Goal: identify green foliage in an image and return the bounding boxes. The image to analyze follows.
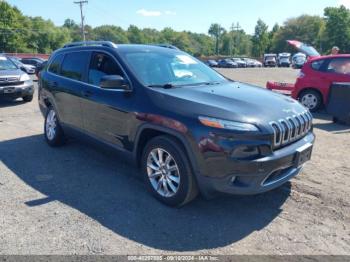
[251,19,270,58]
[208,23,225,55]
[270,15,325,54]
[324,5,350,53]
[1,0,350,56]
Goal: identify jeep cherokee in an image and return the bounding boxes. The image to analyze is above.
[38,41,315,207]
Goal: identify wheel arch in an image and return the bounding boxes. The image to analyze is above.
[133,124,200,178]
[297,87,324,105]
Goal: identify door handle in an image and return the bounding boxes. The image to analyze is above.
[82,90,93,97]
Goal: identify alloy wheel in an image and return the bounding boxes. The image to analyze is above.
[146,148,180,198]
[46,110,57,141]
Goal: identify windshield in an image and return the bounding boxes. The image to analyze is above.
[0,57,17,70]
[9,58,22,67]
[122,51,226,87]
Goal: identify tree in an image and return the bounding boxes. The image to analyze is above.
[208,23,225,55]
[270,15,325,54]
[0,1,25,52]
[324,5,350,53]
[92,25,129,43]
[251,19,269,58]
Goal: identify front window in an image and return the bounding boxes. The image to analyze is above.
[0,57,17,70]
[327,58,350,75]
[122,51,226,87]
[88,52,124,86]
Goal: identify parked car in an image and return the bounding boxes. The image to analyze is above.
[205,59,219,67]
[0,55,34,102]
[267,40,350,112]
[277,53,291,67]
[21,57,45,68]
[293,55,350,111]
[292,53,307,69]
[251,59,263,67]
[231,58,247,68]
[264,54,277,67]
[241,58,254,67]
[39,41,315,207]
[218,59,238,68]
[8,57,36,74]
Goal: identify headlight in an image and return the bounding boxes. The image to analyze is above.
[199,116,259,132]
[20,74,31,81]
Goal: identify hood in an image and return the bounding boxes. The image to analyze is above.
[287,40,320,57]
[149,81,307,129]
[0,69,26,78]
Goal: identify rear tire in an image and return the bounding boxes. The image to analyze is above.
[299,90,322,112]
[23,95,33,102]
[44,107,65,147]
[141,135,198,207]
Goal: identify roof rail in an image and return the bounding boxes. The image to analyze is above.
[63,41,117,49]
[152,44,179,50]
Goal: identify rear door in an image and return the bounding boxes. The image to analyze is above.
[52,51,90,130]
[81,51,134,149]
[314,58,350,102]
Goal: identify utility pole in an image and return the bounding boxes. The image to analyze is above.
[74,1,88,41]
[230,22,242,56]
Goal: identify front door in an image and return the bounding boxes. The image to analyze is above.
[81,51,134,149]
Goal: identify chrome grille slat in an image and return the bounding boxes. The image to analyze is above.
[270,111,313,149]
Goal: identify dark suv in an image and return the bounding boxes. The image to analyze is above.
[39,41,315,207]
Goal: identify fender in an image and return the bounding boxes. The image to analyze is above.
[133,123,199,172]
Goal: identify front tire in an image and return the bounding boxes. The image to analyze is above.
[141,136,198,207]
[299,90,322,112]
[44,107,65,147]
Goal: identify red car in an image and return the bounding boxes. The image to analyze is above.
[267,41,350,112]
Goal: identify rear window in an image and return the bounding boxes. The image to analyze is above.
[311,60,324,71]
[61,52,90,81]
[48,54,64,75]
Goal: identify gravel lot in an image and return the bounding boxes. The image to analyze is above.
[0,68,349,255]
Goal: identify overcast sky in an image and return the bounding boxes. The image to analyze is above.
[7,0,350,34]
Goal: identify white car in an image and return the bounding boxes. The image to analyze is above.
[9,57,36,74]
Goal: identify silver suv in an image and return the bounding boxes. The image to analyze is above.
[0,55,34,102]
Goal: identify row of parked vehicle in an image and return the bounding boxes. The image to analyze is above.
[206,53,308,69]
[205,58,263,68]
[263,53,307,69]
[7,56,47,75]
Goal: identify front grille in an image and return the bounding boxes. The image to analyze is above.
[0,77,19,83]
[270,111,313,149]
[0,81,24,87]
[0,77,22,87]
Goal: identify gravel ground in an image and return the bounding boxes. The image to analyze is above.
[0,69,349,255]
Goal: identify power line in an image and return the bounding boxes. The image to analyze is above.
[74,0,88,41]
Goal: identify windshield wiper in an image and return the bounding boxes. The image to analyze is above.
[147,83,176,89]
[181,81,221,87]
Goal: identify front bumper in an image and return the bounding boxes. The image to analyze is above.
[197,132,315,197]
[0,82,34,99]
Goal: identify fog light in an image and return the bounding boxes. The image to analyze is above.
[231,146,260,160]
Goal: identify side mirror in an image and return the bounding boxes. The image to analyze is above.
[100,75,131,91]
[20,66,27,72]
